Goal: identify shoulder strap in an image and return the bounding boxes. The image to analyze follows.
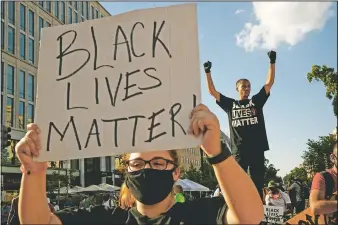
[321,171,334,199]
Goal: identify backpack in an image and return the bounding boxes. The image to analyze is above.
[294,181,306,199]
[321,171,335,200]
[302,185,310,199]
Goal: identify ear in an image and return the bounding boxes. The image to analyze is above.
[173,167,180,181]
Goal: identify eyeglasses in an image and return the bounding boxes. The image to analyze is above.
[126,157,176,171]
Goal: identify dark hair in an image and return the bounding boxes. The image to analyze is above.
[236,78,250,88]
[174,185,183,193]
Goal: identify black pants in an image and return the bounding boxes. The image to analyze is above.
[234,150,265,200]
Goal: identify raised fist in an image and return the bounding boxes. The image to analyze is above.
[203,61,212,73]
[267,51,276,64]
[15,123,48,173]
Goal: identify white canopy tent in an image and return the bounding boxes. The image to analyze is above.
[183,179,210,192]
[76,184,120,193]
[80,185,104,192]
[175,179,210,192]
[98,183,120,192]
[53,186,85,194]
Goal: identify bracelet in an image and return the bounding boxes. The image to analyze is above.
[206,148,232,165]
[20,163,48,175]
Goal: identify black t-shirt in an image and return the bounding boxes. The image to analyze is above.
[216,86,270,153]
[55,197,227,225]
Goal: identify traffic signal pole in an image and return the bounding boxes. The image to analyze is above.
[1,125,12,149]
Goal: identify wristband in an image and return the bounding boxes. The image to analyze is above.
[205,68,210,73]
[206,148,232,165]
[20,163,48,175]
[270,60,276,64]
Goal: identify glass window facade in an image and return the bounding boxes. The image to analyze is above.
[20,4,26,31]
[6,97,14,127]
[20,33,26,59]
[28,38,34,63]
[28,104,34,124]
[8,2,15,25]
[6,65,14,95]
[39,17,44,40]
[19,101,25,129]
[19,70,25,98]
[29,10,34,36]
[28,74,34,101]
[68,7,72,24]
[8,26,15,54]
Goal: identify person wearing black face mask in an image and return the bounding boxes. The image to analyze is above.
[15,104,264,225]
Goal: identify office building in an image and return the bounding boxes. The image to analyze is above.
[1,1,114,190]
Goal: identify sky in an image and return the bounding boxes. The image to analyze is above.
[100,2,337,177]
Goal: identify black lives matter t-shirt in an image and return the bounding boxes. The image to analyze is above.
[216,86,270,154]
[55,197,227,225]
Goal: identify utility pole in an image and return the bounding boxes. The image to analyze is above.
[57,161,61,206]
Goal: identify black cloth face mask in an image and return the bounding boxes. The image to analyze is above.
[125,168,176,205]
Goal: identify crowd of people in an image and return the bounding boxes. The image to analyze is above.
[1,49,336,224]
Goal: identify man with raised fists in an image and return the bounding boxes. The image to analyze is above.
[204,51,276,199]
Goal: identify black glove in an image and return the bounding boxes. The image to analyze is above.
[267,51,276,64]
[203,61,212,73]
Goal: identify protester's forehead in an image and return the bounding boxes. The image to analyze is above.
[239,80,251,86]
[129,150,172,160]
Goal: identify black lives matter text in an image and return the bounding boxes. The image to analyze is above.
[46,95,196,151]
[45,20,197,152]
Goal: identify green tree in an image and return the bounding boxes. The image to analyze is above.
[264,158,281,185]
[283,167,310,186]
[302,135,336,177]
[182,158,217,190]
[307,65,337,117]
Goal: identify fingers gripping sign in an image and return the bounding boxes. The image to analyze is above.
[16,123,48,174]
[188,104,221,157]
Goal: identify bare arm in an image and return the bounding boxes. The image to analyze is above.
[206,72,220,102]
[212,157,263,224]
[19,172,60,224]
[264,64,275,94]
[310,189,338,215]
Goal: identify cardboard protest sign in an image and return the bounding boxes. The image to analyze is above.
[285,208,326,225]
[285,193,337,225]
[263,205,284,224]
[35,4,201,161]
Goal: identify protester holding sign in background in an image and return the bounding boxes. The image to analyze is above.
[310,143,337,215]
[204,51,276,199]
[265,181,292,215]
[16,104,263,224]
